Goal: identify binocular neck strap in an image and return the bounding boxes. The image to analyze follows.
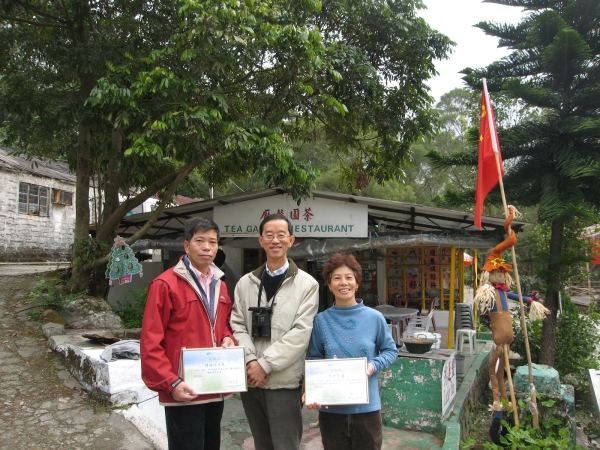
[258,269,288,308]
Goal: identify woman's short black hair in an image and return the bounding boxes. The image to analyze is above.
[259,213,294,236]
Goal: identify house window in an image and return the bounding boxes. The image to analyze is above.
[51,189,73,205]
[18,183,49,216]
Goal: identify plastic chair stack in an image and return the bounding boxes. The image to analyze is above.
[454,303,476,355]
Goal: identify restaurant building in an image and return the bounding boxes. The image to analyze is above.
[115,187,525,324]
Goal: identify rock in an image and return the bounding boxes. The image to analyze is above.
[42,322,65,337]
[514,363,561,396]
[43,308,65,324]
[62,295,124,329]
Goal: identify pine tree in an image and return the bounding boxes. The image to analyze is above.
[428,0,600,365]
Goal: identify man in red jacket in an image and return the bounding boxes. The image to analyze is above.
[141,217,236,450]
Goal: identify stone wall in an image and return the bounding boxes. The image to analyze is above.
[0,170,75,261]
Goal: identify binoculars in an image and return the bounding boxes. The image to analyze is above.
[249,306,272,338]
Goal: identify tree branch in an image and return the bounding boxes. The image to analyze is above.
[90,156,203,270]
[0,14,66,28]
[96,164,184,241]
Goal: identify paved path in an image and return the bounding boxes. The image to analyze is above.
[0,266,444,449]
[0,271,154,449]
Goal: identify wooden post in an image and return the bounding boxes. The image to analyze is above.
[448,247,456,349]
[483,78,538,428]
[503,344,520,428]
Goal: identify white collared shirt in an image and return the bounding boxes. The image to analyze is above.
[265,260,289,277]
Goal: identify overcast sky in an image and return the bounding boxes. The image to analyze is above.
[419,0,526,103]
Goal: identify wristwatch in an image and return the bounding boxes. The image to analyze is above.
[170,378,183,389]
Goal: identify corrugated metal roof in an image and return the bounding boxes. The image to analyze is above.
[116,187,528,243]
[0,147,76,184]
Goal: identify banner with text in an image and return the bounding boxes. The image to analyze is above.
[213,195,368,238]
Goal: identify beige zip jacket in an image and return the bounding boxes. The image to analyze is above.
[231,259,319,389]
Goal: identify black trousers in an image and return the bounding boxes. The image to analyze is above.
[318,410,383,450]
[240,386,303,450]
[164,400,224,450]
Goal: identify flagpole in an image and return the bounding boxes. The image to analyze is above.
[483,78,539,429]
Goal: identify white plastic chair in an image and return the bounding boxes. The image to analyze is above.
[403,310,434,338]
[454,303,476,355]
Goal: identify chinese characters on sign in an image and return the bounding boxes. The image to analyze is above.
[260,207,314,222]
[441,353,457,415]
[386,246,461,305]
[213,195,368,237]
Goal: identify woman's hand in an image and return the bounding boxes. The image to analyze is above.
[302,393,326,410]
[367,362,376,377]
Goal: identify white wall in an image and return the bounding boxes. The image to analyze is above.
[0,170,75,262]
[106,261,164,308]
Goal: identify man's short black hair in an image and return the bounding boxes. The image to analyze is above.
[259,214,293,236]
[184,216,220,241]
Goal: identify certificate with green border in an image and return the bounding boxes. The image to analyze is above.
[181,346,247,394]
[305,357,369,405]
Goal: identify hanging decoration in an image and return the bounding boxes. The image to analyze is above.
[105,236,143,285]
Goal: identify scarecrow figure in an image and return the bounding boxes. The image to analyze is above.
[473,206,549,444]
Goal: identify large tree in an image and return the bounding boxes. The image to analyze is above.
[0,0,451,294]
[428,0,600,365]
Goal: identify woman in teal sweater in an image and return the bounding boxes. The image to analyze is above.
[305,253,397,450]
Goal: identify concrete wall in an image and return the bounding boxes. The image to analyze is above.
[0,170,75,262]
[106,262,163,308]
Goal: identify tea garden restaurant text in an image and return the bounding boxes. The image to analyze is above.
[116,188,527,346]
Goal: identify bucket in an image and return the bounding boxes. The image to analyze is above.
[455,354,466,374]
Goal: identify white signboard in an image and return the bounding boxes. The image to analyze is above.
[213,195,368,238]
[441,352,457,416]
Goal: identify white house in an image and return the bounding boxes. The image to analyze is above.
[0,147,76,262]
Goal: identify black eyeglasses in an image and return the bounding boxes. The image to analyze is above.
[262,233,290,241]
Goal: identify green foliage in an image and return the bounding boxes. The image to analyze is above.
[512,301,600,391]
[519,218,597,289]
[112,288,148,329]
[474,396,581,449]
[426,0,600,367]
[29,280,86,312]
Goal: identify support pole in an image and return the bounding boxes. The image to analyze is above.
[448,247,456,349]
[483,78,538,428]
[503,344,520,428]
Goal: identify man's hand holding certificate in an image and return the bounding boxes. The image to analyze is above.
[304,357,369,406]
[181,347,247,394]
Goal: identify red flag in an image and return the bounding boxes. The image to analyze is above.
[592,239,600,265]
[474,81,504,229]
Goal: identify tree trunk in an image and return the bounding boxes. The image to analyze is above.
[67,119,93,294]
[90,128,124,298]
[539,215,565,366]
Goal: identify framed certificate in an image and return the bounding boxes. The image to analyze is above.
[304,357,369,405]
[180,346,247,394]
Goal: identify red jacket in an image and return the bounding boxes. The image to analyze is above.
[141,259,236,405]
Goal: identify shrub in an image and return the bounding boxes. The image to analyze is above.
[29,279,86,312]
[112,288,148,328]
[512,293,600,392]
[480,398,581,450]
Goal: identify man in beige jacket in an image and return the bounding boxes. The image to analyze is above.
[231,214,319,450]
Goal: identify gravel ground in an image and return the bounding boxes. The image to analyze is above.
[0,271,154,450]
